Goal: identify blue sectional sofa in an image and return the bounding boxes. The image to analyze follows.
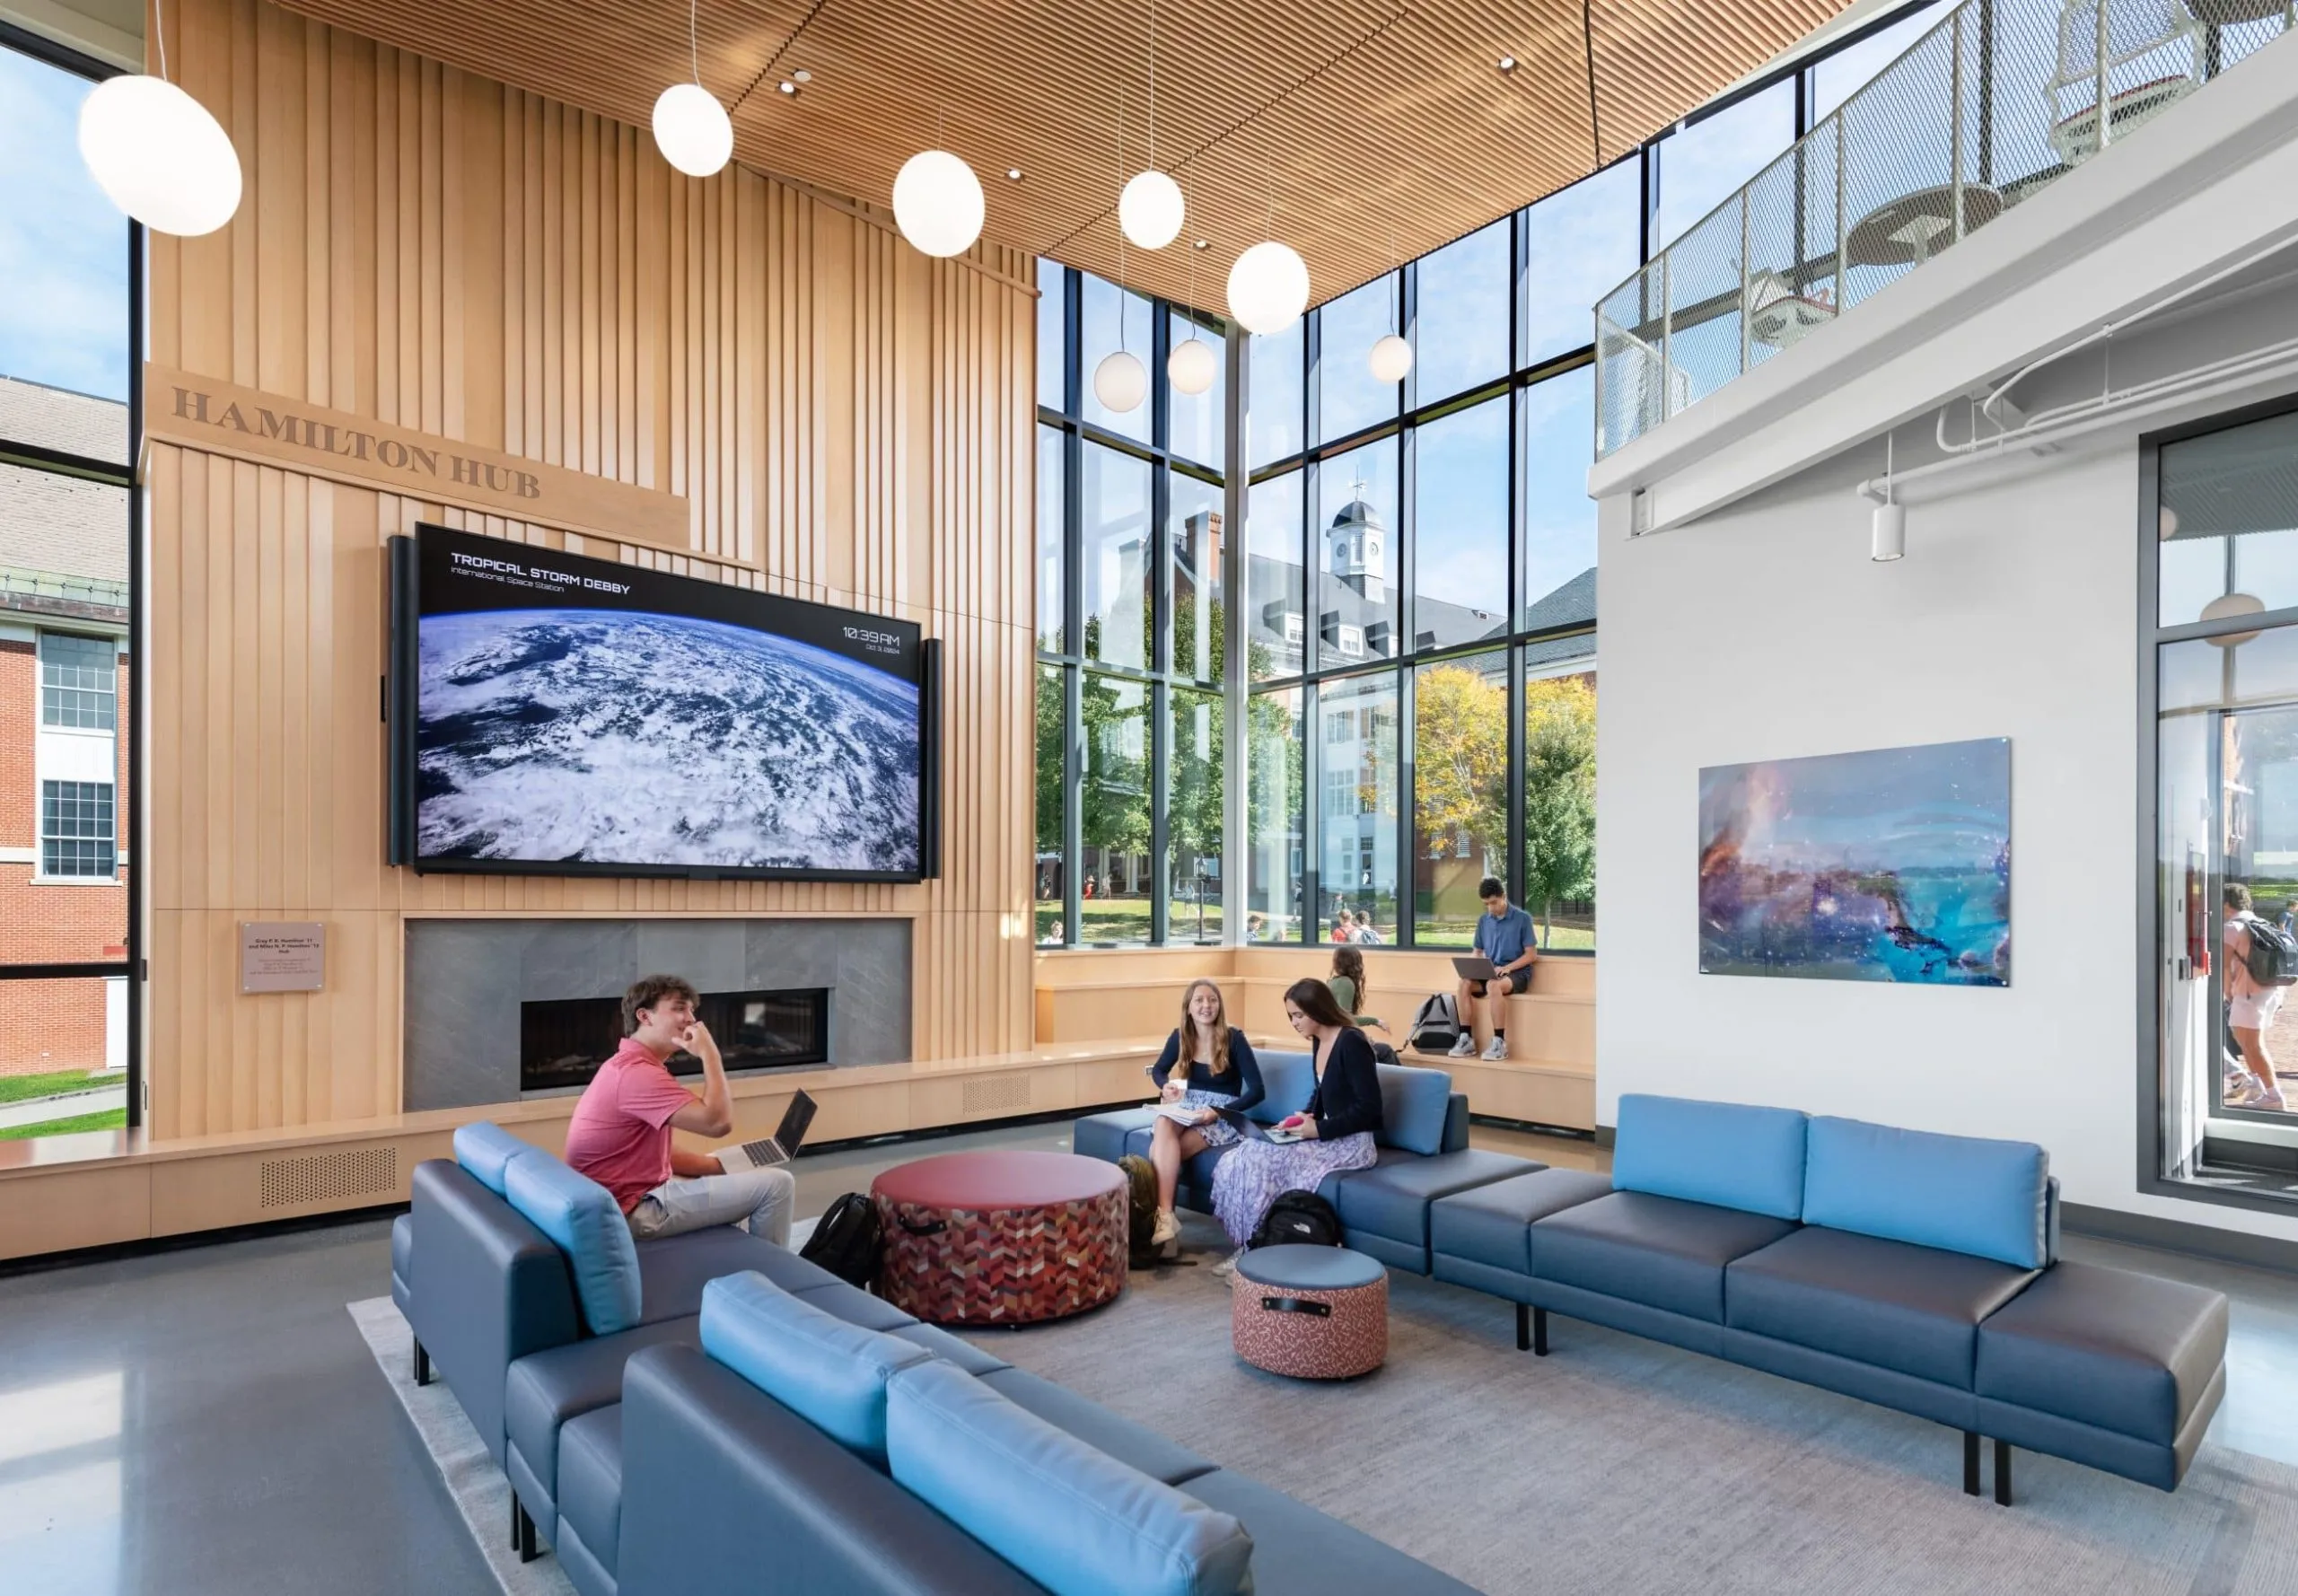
[396,1122,1477,1594]
[1425,1094,2231,1500]
[1072,1053,1534,1269]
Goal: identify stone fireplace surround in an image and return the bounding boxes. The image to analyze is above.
[401,917,911,1112]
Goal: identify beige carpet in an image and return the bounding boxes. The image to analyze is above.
[946,1215,2298,1596]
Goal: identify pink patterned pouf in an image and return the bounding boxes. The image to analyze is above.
[872,1151,1128,1326]
[1232,1245,1389,1379]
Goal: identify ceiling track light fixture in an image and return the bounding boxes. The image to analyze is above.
[892,103,985,258]
[1227,142,1308,337]
[652,0,733,177]
[1118,0,1184,250]
[1167,161,1216,395]
[77,0,243,236]
[1095,86,1149,414]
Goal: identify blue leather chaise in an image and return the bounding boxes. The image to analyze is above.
[398,1121,1478,1594]
[1425,1094,2230,1501]
[1072,1053,1534,1269]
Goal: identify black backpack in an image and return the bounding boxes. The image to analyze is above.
[800,1192,883,1287]
[1408,992,1460,1055]
[2243,917,2298,987]
[1249,1188,1343,1250]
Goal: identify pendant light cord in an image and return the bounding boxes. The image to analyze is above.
[1146,0,1156,170]
[689,0,699,86]
[154,0,170,82]
[1116,83,1127,352]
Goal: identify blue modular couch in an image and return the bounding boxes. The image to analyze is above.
[1072,1053,1536,1270]
[1425,1095,2230,1500]
[397,1123,1478,1595]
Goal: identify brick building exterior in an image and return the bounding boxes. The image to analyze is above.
[0,376,130,1076]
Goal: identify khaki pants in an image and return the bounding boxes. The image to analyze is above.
[627,1164,795,1246]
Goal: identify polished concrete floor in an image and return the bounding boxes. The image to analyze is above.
[1,1119,2293,1596]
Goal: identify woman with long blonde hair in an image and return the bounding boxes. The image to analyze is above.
[1145,978,1265,1250]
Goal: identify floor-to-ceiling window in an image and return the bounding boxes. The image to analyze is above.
[1037,0,1957,953]
[0,27,141,1138]
[2148,398,2298,1215]
[1035,261,1229,947]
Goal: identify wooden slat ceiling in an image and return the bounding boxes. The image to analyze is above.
[270,0,1847,311]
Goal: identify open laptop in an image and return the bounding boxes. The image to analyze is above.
[715,1090,818,1172]
[1451,955,1496,981]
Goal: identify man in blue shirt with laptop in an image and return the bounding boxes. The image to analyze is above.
[1452,877,1538,1061]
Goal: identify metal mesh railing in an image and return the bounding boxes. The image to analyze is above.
[1593,0,2293,457]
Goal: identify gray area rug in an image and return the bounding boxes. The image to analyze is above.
[347,1298,576,1596]
[350,1214,2298,1596]
[951,1215,2298,1596]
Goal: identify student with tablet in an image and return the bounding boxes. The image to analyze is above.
[1451,877,1539,1061]
[1145,979,1265,1250]
[1206,979,1382,1276]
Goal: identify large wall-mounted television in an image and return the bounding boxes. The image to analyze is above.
[387,523,939,882]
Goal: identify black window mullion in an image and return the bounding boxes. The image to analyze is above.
[1150,678,1171,946]
[1301,677,1321,945]
[1398,662,1417,950]
[1507,645,1528,919]
[1064,662,1083,946]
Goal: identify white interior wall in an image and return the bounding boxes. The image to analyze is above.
[1595,276,2298,1244]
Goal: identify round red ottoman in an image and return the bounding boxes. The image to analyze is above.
[1232,1246,1388,1379]
[872,1151,1128,1326]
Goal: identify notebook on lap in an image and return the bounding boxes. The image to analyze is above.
[715,1090,818,1172]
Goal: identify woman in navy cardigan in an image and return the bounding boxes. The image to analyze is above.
[1207,978,1381,1276]
[1146,979,1264,1250]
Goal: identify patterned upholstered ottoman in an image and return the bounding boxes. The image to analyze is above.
[1232,1246,1389,1380]
[873,1151,1128,1326]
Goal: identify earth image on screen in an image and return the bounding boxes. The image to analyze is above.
[416,607,921,873]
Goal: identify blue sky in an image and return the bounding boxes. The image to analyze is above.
[0,46,130,403]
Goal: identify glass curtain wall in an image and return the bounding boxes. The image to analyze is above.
[1036,261,1229,946]
[0,31,142,1137]
[1246,192,1610,952]
[1038,0,1959,952]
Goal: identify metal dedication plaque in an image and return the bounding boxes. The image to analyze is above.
[240,921,326,993]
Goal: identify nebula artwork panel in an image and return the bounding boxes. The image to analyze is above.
[1697,738,2010,986]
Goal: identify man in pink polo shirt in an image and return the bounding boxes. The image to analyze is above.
[562,974,794,1244]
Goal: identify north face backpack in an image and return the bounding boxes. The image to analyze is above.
[1408,992,1461,1055]
[800,1192,883,1287]
[2243,917,2298,987]
[1249,1188,1343,1250]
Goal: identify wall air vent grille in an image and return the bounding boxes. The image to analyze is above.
[259,1146,398,1208]
[961,1074,1032,1115]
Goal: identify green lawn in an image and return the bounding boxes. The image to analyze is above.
[0,1107,127,1141]
[1038,900,1593,951]
[0,1068,114,1105]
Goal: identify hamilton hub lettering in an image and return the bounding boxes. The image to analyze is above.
[169,385,541,499]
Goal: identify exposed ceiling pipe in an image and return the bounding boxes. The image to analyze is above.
[1856,339,2298,505]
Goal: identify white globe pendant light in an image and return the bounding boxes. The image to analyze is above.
[1227,240,1309,337]
[1094,349,1148,414]
[1369,332,1413,384]
[653,83,732,178]
[1119,169,1184,250]
[893,148,986,258]
[78,73,241,237]
[1168,335,1216,395]
[652,0,733,178]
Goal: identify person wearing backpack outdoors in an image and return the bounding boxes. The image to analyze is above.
[1145,979,1266,1251]
[2223,884,2292,1110]
[1206,979,1383,1278]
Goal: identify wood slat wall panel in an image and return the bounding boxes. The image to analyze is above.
[148,0,1037,1139]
